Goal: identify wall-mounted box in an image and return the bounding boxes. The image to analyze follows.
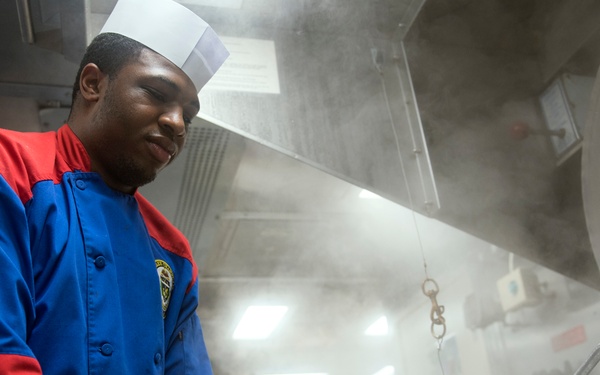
[496,268,542,312]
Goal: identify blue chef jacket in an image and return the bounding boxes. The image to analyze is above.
[0,125,213,374]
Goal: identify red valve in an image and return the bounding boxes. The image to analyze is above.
[509,121,530,140]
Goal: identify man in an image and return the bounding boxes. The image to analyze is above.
[0,0,228,373]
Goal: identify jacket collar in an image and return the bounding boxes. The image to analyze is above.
[57,124,92,173]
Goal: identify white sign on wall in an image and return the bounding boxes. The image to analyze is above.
[204,36,281,94]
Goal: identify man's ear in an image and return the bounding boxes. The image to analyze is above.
[79,63,106,102]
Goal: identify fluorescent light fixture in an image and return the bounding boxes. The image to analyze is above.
[373,366,394,375]
[365,316,389,336]
[233,306,288,340]
[359,189,382,199]
[265,373,328,375]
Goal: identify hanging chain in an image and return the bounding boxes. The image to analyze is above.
[423,277,448,374]
[421,278,446,342]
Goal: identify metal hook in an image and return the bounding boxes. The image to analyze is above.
[422,278,447,341]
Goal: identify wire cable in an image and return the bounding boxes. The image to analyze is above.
[376,44,447,375]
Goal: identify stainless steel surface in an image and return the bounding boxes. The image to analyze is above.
[406,0,600,288]
[0,1,79,86]
[574,344,600,375]
[15,0,35,44]
[0,82,72,107]
[582,66,600,273]
[538,1,600,83]
[197,32,435,218]
[378,41,440,213]
[59,0,92,63]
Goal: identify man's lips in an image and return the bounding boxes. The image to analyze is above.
[147,135,177,164]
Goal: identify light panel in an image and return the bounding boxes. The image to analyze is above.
[365,316,389,336]
[373,366,395,375]
[233,305,288,340]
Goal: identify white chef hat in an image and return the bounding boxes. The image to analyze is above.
[100,0,229,92]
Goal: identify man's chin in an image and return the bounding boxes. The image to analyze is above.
[116,169,158,190]
[133,173,157,188]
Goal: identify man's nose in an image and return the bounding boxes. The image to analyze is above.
[159,107,186,137]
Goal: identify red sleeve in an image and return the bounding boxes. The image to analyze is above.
[0,354,42,374]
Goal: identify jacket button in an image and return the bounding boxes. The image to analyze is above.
[94,256,106,269]
[154,352,162,364]
[75,180,86,190]
[100,343,113,356]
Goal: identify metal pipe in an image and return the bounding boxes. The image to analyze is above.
[574,344,600,375]
[15,0,35,44]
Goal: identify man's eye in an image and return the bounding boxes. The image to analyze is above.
[146,88,166,102]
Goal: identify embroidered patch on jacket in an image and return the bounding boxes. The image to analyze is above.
[155,259,174,318]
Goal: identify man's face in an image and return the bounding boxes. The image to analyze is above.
[87,48,199,193]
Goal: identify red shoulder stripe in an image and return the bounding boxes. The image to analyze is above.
[0,130,57,203]
[0,126,90,203]
[135,193,198,293]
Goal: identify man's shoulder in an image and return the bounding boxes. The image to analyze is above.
[0,128,56,163]
[0,128,55,151]
[0,129,57,202]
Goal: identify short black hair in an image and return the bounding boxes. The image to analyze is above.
[71,32,147,105]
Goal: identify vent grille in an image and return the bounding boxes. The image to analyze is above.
[173,125,229,249]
